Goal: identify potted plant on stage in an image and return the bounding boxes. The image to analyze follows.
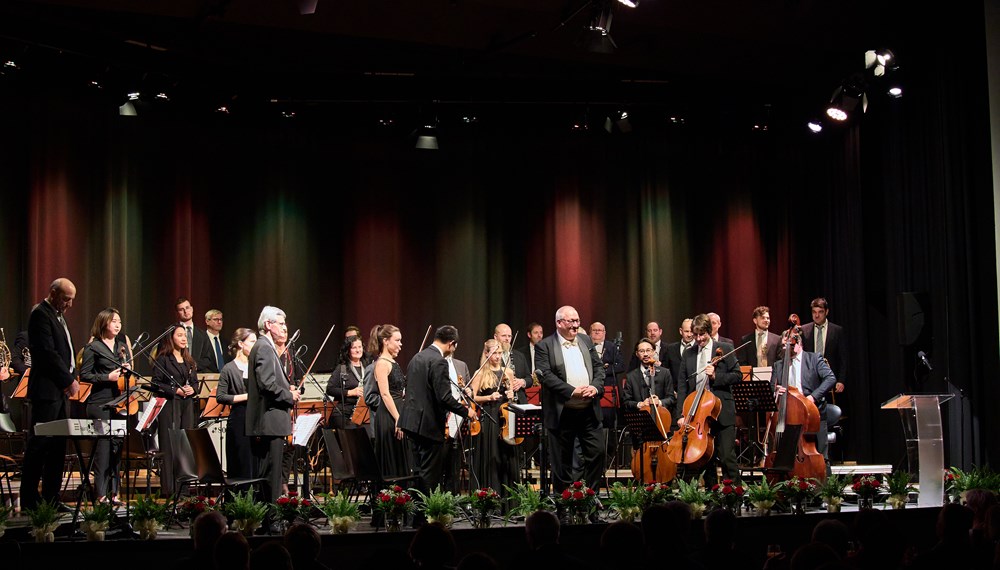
[884,470,917,509]
[674,476,712,519]
[130,494,168,540]
[779,476,818,515]
[272,490,313,531]
[946,466,1000,504]
[319,491,361,534]
[177,495,217,525]
[26,499,61,543]
[413,485,460,528]
[818,474,848,512]
[852,475,882,510]
[555,481,599,525]
[606,481,644,523]
[504,482,551,524]
[641,481,673,511]
[463,487,504,529]
[81,501,115,541]
[0,504,10,538]
[224,490,269,536]
[745,477,779,516]
[710,479,746,516]
[374,485,415,532]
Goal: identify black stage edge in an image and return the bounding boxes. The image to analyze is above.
[0,507,941,570]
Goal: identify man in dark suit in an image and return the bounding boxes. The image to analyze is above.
[399,325,476,502]
[204,309,231,374]
[628,321,670,372]
[664,318,695,420]
[800,297,846,394]
[247,305,301,503]
[770,331,837,458]
[494,323,532,403]
[515,322,544,376]
[737,306,782,368]
[534,306,604,492]
[677,313,741,485]
[20,277,80,509]
[621,338,676,415]
[708,312,735,345]
[176,297,215,374]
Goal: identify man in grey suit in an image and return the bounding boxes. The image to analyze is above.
[398,325,476,501]
[20,278,80,509]
[534,305,604,493]
[247,305,300,503]
[770,330,837,458]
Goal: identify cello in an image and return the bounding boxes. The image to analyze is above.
[665,347,724,469]
[762,316,826,483]
[630,367,677,483]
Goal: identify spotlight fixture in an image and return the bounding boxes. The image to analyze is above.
[119,102,137,117]
[413,118,439,150]
[888,87,903,98]
[617,0,639,7]
[807,121,823,133]
[604,109,631,133]
[865,48,898,77]
[825,107,847,121]
[215,105,230,115]
[154,92,170,101]
[577,1,617,54]
[127,91,141,101]
[281,111,296,119]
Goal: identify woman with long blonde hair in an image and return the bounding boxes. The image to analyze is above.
[469,339,516,492]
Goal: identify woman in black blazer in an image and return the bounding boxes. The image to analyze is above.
[151,324,197,496]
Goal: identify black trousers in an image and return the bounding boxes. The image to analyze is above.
[705,421,739,486]
[86,402,121,498]
[408,431,446,497]
[20,397,69,508]
[547,407,604,492]
[252,435,286,503]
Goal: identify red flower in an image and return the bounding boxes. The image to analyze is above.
[562,490,572,500]
[711,484,720,492]
[798,481,809,491]
[477,490,487,499]
[395,496,407,505]
[586,488,595,496]
[277,497,290,505]
[722,486,732,495]
[573,481,583,489]
[288,491,298,497]
[289,498,299,506]
[197,495,207,502]
[208,499,216,506]
[302,499,311,507]
[736,486,745,496]
[722,479,733,485]
[195,503,205,512]
[573,491,584,500]
[393,485,403,492]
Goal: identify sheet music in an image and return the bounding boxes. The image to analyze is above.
[137,397,167,432]
[292,413,322,447]
[446,412,464,439]
[509,403,541,414]
[751,367,772,382]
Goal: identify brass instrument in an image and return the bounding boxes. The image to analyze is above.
[0,328,11,371]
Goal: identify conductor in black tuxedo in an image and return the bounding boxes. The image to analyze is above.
[622,338,676,413]
[677,313,741,485]
[21,277,80,509]
[399,325,477,501]
[247,305,301,503]
[737,306,782,368]
[534,305,605,492]
[771,331,837,458]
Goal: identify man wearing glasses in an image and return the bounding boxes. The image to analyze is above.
[203,309,229,373]
[534,306,605,496]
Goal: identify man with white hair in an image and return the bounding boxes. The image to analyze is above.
[247,305,301,504]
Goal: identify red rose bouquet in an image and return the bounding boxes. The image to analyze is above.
[556,481,598,524]
[374,485,415,522]
[177,495,217,521]
[272,491,313,523]
[710,479,746,512]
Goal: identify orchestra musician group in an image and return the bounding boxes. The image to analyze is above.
[4,276,848,522]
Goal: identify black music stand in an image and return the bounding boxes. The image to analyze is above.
[622,410,668,483]
[732,381,777,475]
[510,404,544,495]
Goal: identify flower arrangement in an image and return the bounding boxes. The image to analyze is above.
[81,502,115,541]
[463,487,504,528]
[944,469,960,503]
[817,474,849,512]
[642,481,673,511]
[710,479,745,513]
[606,481,645,523]
[130,494,168,539]
[503,483,552,523]
[947,466,1000,503]
[744,477,779,515]
[779,477,818,514]
[374,485,415,528]
[26,499,62,543]
[272,490,313,523]
[413,485,461,527]
[319,491,361,534]
[555,481,598,524]
[177,495,217,522]
[673,476,712,519]
[0,504,11,538]
[224,490,269,535]
[852,475,882,508]
[884,470,916,509]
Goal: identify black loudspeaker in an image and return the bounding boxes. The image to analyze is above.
[897,292,931,346]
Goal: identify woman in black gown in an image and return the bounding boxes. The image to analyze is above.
[469,339,516,492]
[326,334,369,430]
[215,327,256,479]
[369,324,409,478]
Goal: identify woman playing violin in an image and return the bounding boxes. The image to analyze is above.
[469,339,516,492]
[79,307,133,504]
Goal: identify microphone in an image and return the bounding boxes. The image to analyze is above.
[289,329,301,345]
[917,351,933,371]
[614,331,623,347]
[133,332,149,347]
[295,344,308,359]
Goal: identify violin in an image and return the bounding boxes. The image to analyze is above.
[665,347,724,468]
[630,368,677,483]
[460,374,481,436]
[498,365,524,445]
[762,315,826,483]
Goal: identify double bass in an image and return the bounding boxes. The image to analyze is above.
[762,315,826,483]
[630,369,677,483]
[665,347,725,469]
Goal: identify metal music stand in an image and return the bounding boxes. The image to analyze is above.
[732,380,776,469]
[510,403,544,494]
[622,410,667,483]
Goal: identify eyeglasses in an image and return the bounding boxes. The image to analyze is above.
[559,318,581,325]
[208,317,223,322]
[637,348,655,354]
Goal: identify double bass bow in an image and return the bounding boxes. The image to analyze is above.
[762,315,826,483]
